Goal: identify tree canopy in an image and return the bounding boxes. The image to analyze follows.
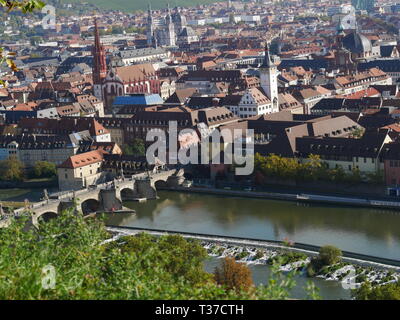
[123,138,145,157]
[33,161,57,178]
[353,281,400,300]
[0,209,320,299]
[0,156,24,181]
[214,257,254,293]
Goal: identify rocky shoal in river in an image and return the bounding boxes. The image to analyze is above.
[202,241,400,289]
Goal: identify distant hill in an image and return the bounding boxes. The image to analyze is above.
[56,0,222,12]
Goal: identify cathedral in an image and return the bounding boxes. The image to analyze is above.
[92,20,160,110]
[147,5,198,47]
[334,16,380,74]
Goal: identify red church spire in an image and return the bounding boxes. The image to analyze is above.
[92,19,107,85]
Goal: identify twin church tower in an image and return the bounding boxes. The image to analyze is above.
[147,4,187,47]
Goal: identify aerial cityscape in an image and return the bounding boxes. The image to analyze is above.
[0,0,399,304]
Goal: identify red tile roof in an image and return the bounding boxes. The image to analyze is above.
[58,150,103,169]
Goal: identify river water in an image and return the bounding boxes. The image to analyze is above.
[8,188,398,299]
[105,190,400,299]
[110,191,400,260]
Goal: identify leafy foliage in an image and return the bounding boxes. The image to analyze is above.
[318,245,342,266]
[214,257,254,293]
[306,245,342,277]
[0,210,315,299]
[254,153,380,184]
[353,281,400,300]
[122,138,145,157]
[0,0,45,13]
[33,161,56,178]
[0,156,24,181]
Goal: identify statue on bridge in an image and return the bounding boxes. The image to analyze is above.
[42,189,49,201]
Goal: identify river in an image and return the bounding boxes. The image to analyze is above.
[109,191,400,260]
[105,190,400,299]
[6,188,399,299]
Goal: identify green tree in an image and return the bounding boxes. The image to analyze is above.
[366,170,384,184]
[33,161,56,178]
[353,281,400,300]
[344,167,362,184]
[318,245,342,266]
[0,208,319,300]
[351,127,365,139]
[0,156,24,181]
[123,138,145,157]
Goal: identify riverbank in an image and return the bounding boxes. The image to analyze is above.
[163,186,400,210]
[106,226,400,293]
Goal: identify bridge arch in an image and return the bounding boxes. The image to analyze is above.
[37,211,58,223]
[81,198,100,215]
[154,179,168,189]
[120,187,135,201]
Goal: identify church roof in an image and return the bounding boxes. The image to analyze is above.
[342,31,372,54]
[113,94,163,106]
[179,27,196,37]
[114,63,156,82]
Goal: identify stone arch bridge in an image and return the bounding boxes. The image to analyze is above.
[12,169,184,226]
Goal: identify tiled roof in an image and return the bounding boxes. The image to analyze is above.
[58,150,103,169]
[114,63,156,82]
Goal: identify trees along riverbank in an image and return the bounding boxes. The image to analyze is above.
[254,153,384,185]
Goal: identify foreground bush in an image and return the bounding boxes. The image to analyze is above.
[214,257,254,293]
[0,210,316,300]
[353,281,400,300]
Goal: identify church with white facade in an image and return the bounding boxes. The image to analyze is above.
[237,44,280,118]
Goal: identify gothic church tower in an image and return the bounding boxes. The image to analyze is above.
[92,19,107,101]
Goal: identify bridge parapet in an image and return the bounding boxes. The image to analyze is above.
[5,168,183,227]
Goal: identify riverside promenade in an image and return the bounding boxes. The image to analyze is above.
[163,186,400,211]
